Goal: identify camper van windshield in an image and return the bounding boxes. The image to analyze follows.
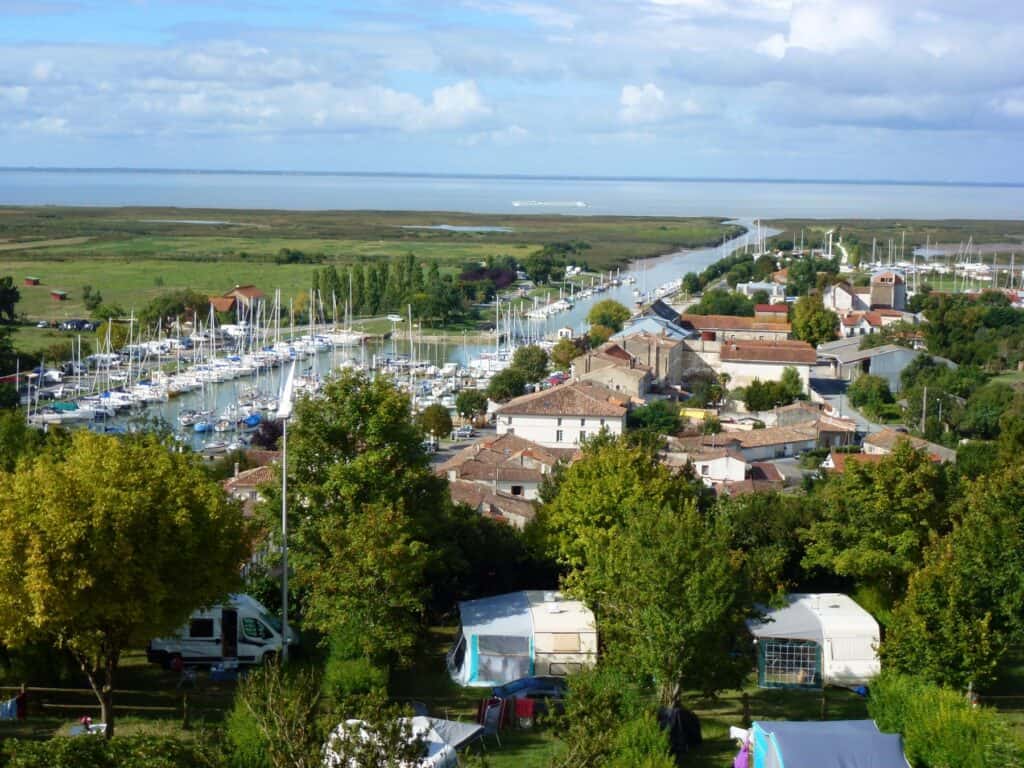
[260,612,282,634]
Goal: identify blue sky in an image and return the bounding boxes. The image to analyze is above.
[1,0,1023,181]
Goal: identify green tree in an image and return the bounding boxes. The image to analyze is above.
[791,294,838,347]
[0,409,47,470]
[139,288,211,329]
[0,431,249,737]
[273,370,446,664]
[682,272,701,295]
[958,382,1014,439]
[881,468,1024,688]
[486,367,527,403]
[587,299,631,333]
[801,442,955,609]
[689,289,754,317]
[550,337,579,371]
[0,276,20,323]
[417,403,453,439]
[510,344,549,382]
[626,400,681,435]
[588,324,614,347]
[847,374,894,418]
[455,389,488,421]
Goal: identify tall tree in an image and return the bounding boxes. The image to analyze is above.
[881,468,1024,689]
[0,276,20,324]
[455,389,488,421]
[417,403,453,439]
[270,370,447,662]
[801,441,955,609]
[550,338,579,371]
[0,432,249,737]
[486,367,527,403]
[791,294,838,347]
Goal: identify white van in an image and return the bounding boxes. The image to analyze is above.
[147,594,295,668]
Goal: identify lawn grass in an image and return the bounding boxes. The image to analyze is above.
[0,206,739,321]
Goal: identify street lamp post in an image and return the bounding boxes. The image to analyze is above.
[276,361,297,662]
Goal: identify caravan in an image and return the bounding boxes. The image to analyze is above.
[147,594,295,668]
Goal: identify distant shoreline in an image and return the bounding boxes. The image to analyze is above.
[1,166,1021,190]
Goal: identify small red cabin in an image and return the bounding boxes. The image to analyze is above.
[49,290,68,301]
[24,277,40,286]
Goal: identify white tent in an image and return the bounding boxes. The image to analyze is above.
[323,716,483,768]
[746,593,880,689]
[447,591,597,687]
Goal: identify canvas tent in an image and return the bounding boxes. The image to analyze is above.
[323,716,483,768]
[746,593,880,689]
[748,720,909,768]
[448,591,597,687]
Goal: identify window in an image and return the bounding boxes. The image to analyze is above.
[701,465,709,475]
[556,430,563,443]
[600,419,605,426]
[189,618,214,638]
[556,417,562,426]
[579,430,586,441]
[242,617,273,641]
[504,416,512,425]
[579,418,586,426]
[511,485,523,496]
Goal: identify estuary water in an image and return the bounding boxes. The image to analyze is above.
[1,169,1023,220]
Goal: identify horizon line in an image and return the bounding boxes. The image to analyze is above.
[1,166,1022,189]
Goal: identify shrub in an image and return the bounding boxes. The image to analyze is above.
[3,734,222,768]
[868,673,1024,768]
[322,656,388,709]
[225,696,272,768]
[609,714,675,768]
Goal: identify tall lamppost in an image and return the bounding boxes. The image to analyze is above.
[276,361,297,662]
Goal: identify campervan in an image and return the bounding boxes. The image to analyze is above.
[147,594,295,668]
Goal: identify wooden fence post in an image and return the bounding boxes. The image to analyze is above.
[182,692,190,730]
[741,692,751,727]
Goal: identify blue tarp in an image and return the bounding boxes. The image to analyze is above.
[752,720,908,768]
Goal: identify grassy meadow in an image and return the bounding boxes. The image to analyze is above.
[0,207,740,321]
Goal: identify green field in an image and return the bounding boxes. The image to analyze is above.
[0,207,739,321]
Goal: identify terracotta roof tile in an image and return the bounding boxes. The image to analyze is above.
[720,339,817,365]
[755,303,789,314]
[495,381,629,418]
[679,314,792,333]
[223,465,276,492]
[825,451,886,473]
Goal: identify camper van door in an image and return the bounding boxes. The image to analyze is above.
[222,609,238,659]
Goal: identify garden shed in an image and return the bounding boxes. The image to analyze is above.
[447,591,597,687]
[746,593,880,689]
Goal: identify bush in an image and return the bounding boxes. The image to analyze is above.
[225,695,272,768]
[868,673,1024,768]
[3,734,222,768]
[609,714,675,768]
[322,656,388,709]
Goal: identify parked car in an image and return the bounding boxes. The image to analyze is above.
[491,676,569,717]
[422,438,439,454]
[454,425,475,439]
[35,320,49,328]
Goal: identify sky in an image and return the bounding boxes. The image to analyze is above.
[1,0,1023,181]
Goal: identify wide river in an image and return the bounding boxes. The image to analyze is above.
[2,169,1023,219]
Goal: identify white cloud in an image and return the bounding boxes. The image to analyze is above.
[755,0,889,58]
[991,97,1024,118]
[32,60,54,81]
[0,86,29,104]
[619,82,701,124]
[620,83,667,124]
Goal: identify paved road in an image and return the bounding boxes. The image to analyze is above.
[809,372,883,434]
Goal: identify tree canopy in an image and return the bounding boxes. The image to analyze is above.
[510,344,549,383]
[687,289,754,317]
[550,337,579,371]
[454,389,488,420]
[416,403,452,439]
[486,367,527,403]
[0,431,250,737]
[791,294,838,347]
[0,276,21,324]
[587,299,631,333]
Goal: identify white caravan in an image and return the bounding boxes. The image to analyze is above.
[147,594,295,668]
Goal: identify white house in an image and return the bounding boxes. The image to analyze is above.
[494,381,628,448]
[737,280,787,303]
[719,339,817,392]
[823,282,869,314]
[661,445,748,487]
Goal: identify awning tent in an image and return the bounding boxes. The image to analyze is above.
[751,720,909,768]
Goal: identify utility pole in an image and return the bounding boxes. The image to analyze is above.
[920,385,927,434]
